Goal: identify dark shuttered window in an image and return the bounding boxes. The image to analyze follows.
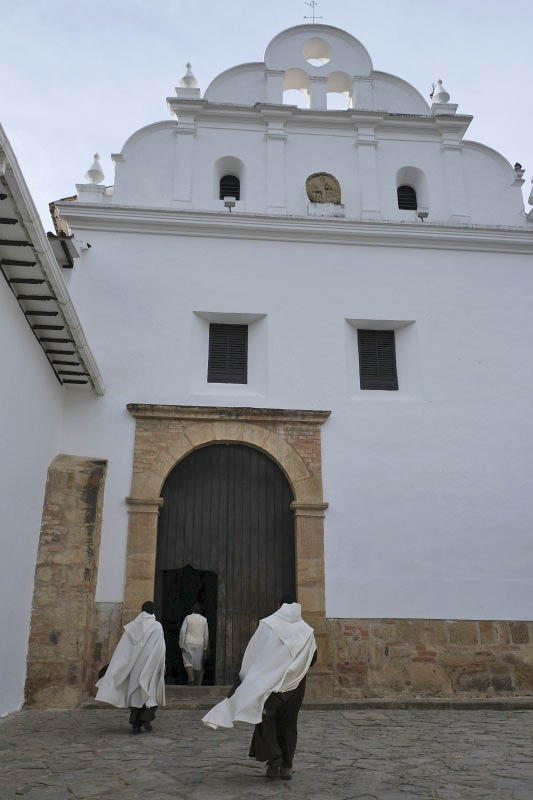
[208,323,248,384]
[357,329,398,390]
[219,175,240,201]
[397,184,417,210]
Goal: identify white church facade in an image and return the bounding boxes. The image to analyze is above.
[2,24,533,715]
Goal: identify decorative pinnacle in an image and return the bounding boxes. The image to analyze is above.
[85,153,104,185]
[179,62,198,89]
[432,79,450,104]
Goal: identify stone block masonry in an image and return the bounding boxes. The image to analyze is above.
[327,618,533,698]
[24,455,107,708]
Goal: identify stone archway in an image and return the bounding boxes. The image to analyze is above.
[124,404,331,694]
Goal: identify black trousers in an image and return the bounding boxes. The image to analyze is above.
[129,705,157,727]
[249,677,307,769]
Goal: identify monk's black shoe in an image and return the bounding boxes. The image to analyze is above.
[131,724,141,734]
[143,722,153,731]
[266,761,281,779]
[280,767,292,780]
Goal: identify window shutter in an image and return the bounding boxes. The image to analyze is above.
[397,185,417,210]
[219,175,240,201]
[357,329,398,390]
[208,323,248,384]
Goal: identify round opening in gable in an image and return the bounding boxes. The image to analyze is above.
[303,37,331,67]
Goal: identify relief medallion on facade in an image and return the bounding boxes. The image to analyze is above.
[306,172,342,204]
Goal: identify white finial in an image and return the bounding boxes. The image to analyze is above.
[85,153,104,185]
[432,79,450,104]
[179,62,198,89]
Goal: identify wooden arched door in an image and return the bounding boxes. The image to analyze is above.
[154,443,295,685]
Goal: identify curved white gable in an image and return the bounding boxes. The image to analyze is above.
[462,141,525,225]
[87,22,527,226]
[372,72,429,115]
[264,24,373,76]
[205,63,266,105]
[118,120,177,155]
[112,121,177,206]
[202,24,433,113]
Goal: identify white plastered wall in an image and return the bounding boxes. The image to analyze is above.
[0,278,64,716]
[108,118,525,226]
[59,227,533,622]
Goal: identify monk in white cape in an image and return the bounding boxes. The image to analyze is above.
[95,601,166,733]
[202,598,317,780]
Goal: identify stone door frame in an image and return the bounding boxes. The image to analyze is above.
[124,404,330,685]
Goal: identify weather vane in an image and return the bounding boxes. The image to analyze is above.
[304,1,323,23]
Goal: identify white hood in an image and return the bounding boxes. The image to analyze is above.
[202,603,316,730]
[124,611,157,644]
[261,602,313,658]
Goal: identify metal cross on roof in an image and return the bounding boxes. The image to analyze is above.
[304,1,323,23]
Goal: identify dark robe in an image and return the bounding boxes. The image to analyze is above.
[129,705,157,728]
[249,649,317,768]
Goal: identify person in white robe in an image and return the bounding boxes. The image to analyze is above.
[95,601,166,733]
[179,602,209,685]
[202,597,317,780]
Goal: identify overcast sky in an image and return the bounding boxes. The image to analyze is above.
[1,0,530,227]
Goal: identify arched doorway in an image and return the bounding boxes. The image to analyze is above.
[154,443,295,685]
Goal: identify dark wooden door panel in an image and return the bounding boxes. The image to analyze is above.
[154,444,295,684]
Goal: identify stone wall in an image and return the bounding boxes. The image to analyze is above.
[88,602,124,695]
[327,618,533,698]
[25,455,107,709]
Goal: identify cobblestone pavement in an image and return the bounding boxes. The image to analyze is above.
[1,709,533,799]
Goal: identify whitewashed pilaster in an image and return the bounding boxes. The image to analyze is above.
[309,76,328,110]
[261,110,290,214]
[433,106,471,224]
[354,122,381,220]
[440,143,470,223]
[265,69,285,104]
[167,100,205,209]
[353,77,373,110]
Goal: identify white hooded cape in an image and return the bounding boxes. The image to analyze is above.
[95,611,166,709]
[202,603,316,730]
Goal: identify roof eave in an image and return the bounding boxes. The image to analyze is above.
[0,123,104,396]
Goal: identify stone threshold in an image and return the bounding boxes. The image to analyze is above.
[303,697,533,711]
[81,696,533,712]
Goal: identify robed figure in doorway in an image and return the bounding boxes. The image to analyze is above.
[179,602,209,685]
[202,599,316,780]
[95,601,166,733]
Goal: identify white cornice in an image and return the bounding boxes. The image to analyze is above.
[55,203,533,255]
[127,403,331,424]
[163,99,473,136]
